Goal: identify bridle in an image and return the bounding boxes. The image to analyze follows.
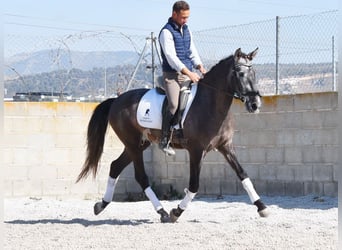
[233,62,262,102]
[233,90,262,103]
[199,62,262,103]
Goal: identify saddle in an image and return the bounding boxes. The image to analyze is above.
[136,83,197,132]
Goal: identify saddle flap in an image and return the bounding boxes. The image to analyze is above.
[137,88,165,129]
[137,84,198,130]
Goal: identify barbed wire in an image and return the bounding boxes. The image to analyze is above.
[4,10,338,100]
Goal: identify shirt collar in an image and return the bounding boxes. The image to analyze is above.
[168,17,187,31]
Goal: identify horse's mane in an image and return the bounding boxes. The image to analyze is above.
[217,54,234,66]
[201,54,235,82]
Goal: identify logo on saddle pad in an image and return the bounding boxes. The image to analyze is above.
[137,84,198,130]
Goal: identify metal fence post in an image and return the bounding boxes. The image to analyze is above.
[151,32,155,88]
[275,16,280,95]
[332,35,336,91]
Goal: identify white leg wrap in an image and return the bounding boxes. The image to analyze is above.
[144,187,163,211]
[179,188,197,210]
[103,176,119,203]
[242,178,260,203]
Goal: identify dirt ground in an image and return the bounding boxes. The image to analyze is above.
[4,195,337,249]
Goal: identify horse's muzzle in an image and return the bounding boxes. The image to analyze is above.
[251,102,259,111]
[246,95,261,113]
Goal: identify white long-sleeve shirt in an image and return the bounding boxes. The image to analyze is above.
[159,27,203,72]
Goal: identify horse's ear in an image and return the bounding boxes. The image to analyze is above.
[247,47,259,60]
[234,48,242,60]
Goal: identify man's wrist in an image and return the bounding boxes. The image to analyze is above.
[181,67,191,76]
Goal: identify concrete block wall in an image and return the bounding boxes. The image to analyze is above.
[4,92,338,199]
[150,92,338,197]
[3,102,139,199]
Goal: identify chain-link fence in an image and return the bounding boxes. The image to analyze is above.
[4,10,338,100]
[194,10,338,95]
[4,30,152,101]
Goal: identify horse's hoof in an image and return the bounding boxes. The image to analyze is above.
[94,200,109,215]
[94,202,104,215]
[170,209,179,223]
[254,199,269,218]
[161,216,171,223]
[258,207,270,218]
[157,208,171,223]
[170,207,184,223]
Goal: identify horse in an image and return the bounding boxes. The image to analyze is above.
[76,48,269,223]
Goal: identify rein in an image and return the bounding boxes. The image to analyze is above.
[198,62,262,103]
[199,80,261,103]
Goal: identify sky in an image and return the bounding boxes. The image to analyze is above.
[3,0,339,62]
[4,0,338,35]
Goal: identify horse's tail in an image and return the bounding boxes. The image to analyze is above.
[76,98,115,182]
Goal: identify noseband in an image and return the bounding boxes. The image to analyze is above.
[233,91,262,103]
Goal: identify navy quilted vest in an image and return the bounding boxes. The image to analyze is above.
[160,18,193,72]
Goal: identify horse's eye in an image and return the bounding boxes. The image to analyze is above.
[239,72,245,78]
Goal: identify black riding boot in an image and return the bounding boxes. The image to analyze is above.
[159,111,176,156]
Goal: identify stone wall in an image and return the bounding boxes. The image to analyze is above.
[4,92,338,199]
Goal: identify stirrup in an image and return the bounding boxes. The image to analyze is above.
[159,138,176,156]
[162,144,175,156]
[164,128,175,156]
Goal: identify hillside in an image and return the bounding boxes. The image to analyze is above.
[5,49,139,77]
[4,50,336,99]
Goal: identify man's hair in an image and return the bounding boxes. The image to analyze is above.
[172,1,190,13]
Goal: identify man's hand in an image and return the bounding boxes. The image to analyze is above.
[188,71,201,83]
[196,64,207,75]
[181,67,201,83]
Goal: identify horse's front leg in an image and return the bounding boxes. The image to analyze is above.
[131,148,171,223]
[217,145,269,217]
[170,148,203,222]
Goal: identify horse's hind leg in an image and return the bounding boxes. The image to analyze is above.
[94,148,132,215]
[217,145,269,217]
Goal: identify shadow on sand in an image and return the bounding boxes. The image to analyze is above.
[197,194,337,210]
[5,218,153,227]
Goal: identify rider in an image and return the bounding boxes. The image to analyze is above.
[159,0,206,155]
